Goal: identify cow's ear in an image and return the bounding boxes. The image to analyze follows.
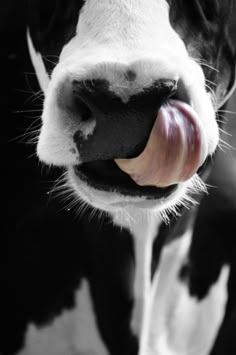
[215,45,236,109]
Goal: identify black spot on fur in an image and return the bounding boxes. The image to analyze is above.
[28,0,85,73]
[168,0,235,106]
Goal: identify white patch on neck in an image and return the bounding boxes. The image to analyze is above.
[113,209,163,348]
[143,230,229,355]
[113,212,229,355]
[18,279,109,355]
[161,265,229,355]
[27,29,50,94]
[128,213,163,338]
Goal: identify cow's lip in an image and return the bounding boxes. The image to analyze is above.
[74,160,177,199]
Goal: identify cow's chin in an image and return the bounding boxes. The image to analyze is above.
[67,164,206,217]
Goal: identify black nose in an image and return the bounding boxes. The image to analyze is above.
[64,78,177,162]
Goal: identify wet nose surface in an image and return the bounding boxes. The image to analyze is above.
[69,78,177,162]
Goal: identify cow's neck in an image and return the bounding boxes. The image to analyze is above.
[114,210,163,345]
[129,214,162,337]
[113,207,195,354]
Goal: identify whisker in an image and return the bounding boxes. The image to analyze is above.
[24,90,44,104]
[205,78,217,87]
[9,118,42,145]
[27,151,38,159]
[193,57,219,72]
[218,138,235,152]
[42,56,58,66]
[216,113,228,122]
[218,127,232,137]
[218,109,236,115]
[14,109,42,113]
[193,59,217,72]
[205,83,217,107]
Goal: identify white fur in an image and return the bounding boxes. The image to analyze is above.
[121,213,163,337]
[147,230,229,355]
[17,279,109,355]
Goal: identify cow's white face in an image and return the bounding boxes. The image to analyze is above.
[28,0,235,216]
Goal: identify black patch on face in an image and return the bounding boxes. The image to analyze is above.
[28,0,85,73]
[168,0,235,106]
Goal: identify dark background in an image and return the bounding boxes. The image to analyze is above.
[1,1,66,241]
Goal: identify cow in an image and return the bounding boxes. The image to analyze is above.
[1,1,236,355]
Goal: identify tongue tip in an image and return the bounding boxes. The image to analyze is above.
[115,100,208,189]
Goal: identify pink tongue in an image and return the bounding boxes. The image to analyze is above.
[115,100,207,187]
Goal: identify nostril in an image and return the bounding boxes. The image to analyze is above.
[171,78,190,104]
[73,94,93,122]
[57,78,96,125]
[70,79,112,121]
[152,78,177,98]
[125,69,137,82]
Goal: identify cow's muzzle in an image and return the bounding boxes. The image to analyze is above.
[58,77,177,161]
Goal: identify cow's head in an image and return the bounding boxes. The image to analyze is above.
[28,0,236,215]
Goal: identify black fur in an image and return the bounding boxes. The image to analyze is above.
[28,0,85,73]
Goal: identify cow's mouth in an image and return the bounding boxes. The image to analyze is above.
[74,160,177,199]
[74,99,207,199]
